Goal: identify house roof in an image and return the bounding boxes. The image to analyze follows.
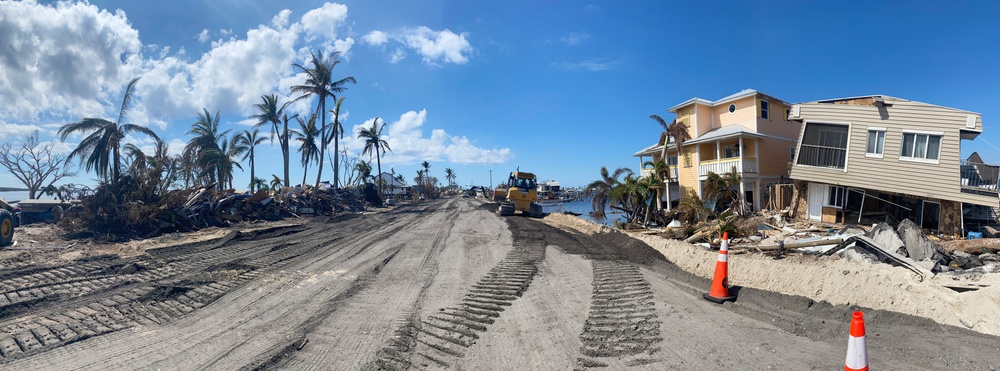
[376,172,409,187]
[800,94,981,115]
[684,125,774,145]
[632,141,677,157]
[667,89,791,113]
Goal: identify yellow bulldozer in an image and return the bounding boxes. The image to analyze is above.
[497,171,544,218]
[0,199,21,247]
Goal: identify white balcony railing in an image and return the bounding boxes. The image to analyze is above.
[640,166,680,182]
[698,159,758,177]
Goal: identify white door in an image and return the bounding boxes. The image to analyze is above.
[807,183,825,221]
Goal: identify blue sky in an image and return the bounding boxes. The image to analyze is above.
[1,0,999,190]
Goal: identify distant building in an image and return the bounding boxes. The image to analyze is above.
[376,172,411,197]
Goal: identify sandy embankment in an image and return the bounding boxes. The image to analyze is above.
[544,213,1000,336]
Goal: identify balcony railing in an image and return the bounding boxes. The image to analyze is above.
[961,160,1000,193]
[796,144,846,169]
[698,158,758,176]
[640,166,680,182]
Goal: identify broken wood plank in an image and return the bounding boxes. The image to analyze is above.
[734,238,844,251]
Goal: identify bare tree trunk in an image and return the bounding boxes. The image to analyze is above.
[315,98,327,188]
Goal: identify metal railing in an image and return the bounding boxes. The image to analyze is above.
[640,166,680,182]
[698,159,758,176]
[796,144,847,169]
[960,160,1000,193]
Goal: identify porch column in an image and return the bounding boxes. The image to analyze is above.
[739,180,746,212]
[754,181,761,211]
[738,136,744,173]
[664,184,672,211]
[715,142,721,173]
[755,138,760,173]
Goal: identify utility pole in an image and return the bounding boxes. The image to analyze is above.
[489,170,493,189]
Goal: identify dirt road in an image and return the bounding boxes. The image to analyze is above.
[1,198,998,369]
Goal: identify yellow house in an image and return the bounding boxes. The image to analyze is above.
[634,89,801,210]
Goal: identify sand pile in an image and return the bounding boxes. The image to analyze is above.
[544,213,1000,336]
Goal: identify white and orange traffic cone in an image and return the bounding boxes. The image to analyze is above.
[703,232,735,303]
[845,311,869,371]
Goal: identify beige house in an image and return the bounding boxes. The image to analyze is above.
[634,89,802,211]
[788,95,998,235]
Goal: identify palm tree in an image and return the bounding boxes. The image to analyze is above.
[328,96,346,188]
[234,129,268,192]
[358,118,391,198]
[200,136,246,190]
[650,114,692,160]
[444,168,456,189]
[291,49,356,189]
[186,109,229,189]
[585,166,633,219]
[295,114,320,187]
[270,175,283,191]
[610,174,650,224]
[421,161,431,190]
[643,159,670,211]
[250,94,291,187]
[354,160,372,185]
[59,77,160,182]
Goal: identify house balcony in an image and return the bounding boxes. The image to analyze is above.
[698,158,758,177]
[796,144,847,169]
[961,160,1000,194]
[640,166,679,182]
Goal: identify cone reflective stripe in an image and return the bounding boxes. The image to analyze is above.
[703,232,735,303]
[845,311,869,371]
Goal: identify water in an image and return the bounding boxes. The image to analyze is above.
[538,198,625,226]
[0,191,56,203]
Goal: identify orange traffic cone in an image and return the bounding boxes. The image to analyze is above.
[703,232,735,303]
[845,311,869,371]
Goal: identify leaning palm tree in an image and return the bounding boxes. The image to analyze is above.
[444,168,456,188]
[354,160,372,185]
[610,174,650,224]
[234,129,268,192]
[291,50,356,189]
[358,118,391,198]
[59,77,160,182]
[650,114,692,159]
[295,114,320,187]
[250,94,291,187]
[585,166,633,219]
[643,159,670,211]
[198,136,246,190]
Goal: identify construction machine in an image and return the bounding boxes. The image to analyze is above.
[0,199,22,247]
[497,171,544,218]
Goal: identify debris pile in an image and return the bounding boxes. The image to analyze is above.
[60,179,371,241]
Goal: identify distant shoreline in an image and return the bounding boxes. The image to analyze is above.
[0,187,29,192]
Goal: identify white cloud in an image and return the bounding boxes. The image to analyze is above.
[552,59,618,72]
[197,29,210,43]
[560,32,591,46]
[344,110,512,165]
[362,30,388,45]
[300,2,348,42]
[390,47,407,63]
[0,122,45,141]
[166,139,186,156]
[0,1,142,121]
[584,5,602,12]
[272,9,292,29]
[362,30,388,46]
[364,27,473,65]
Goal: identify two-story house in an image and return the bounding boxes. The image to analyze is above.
[634,89,802,211]
[788,95,998,236]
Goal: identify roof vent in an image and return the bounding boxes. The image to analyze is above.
[967,116,977,129]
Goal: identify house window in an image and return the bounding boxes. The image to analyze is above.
[797,122,849,169]
[728,104,736,113]
[826,186,847,208]
[866,129,885,156]
[785,108,791,120]
[723,144,740,158]
[667,156,678,166]
[790,147,796,160]
[761,101,770,120]
[900,133,941,161]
